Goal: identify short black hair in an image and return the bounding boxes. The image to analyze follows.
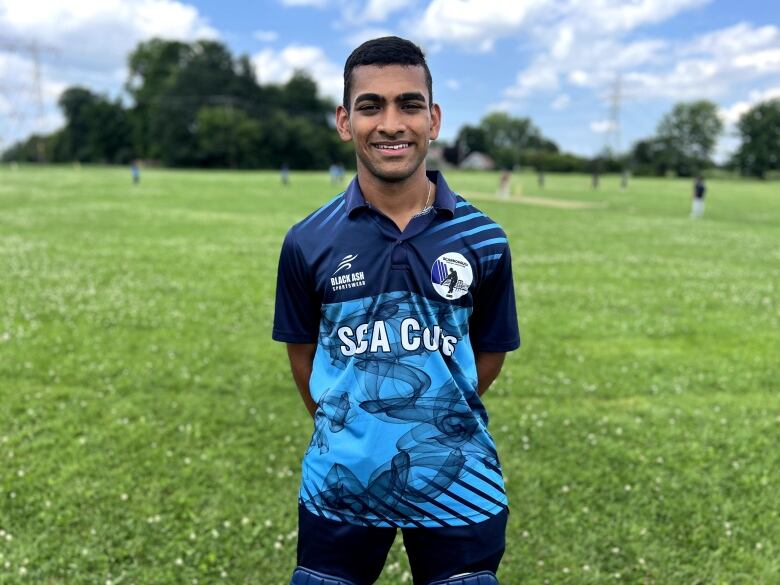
[343,36,433,111]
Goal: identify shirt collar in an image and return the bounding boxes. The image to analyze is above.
[345,170,457,219]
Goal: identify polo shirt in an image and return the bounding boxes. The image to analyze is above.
[273,170,520,528]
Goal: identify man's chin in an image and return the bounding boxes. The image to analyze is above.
[360,157,423,183]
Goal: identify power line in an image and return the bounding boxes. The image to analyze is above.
[606,73,622,154]
[0,37,58,159]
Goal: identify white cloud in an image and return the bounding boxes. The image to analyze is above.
[445,79,461,90]
[551,94,570,110]
[505,66,559,98]
[0,0,217,70]
[412,0,546,53]
[344,27,395,48]
[253,30,279,42]
[681,22,777,57]
[552,25,573,59]
[734,48,780,73]
[362,0,415,23]
[0,0,217,146]
[252,45,343,103]
[616,26,780,102]
[496,6,780,110]
[719,86,780,125]
[590,119,616,133]
[570,0,710,35]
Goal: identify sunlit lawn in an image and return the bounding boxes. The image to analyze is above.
[1,165,778,584]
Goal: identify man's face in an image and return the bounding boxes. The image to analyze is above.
[336,64,441,183]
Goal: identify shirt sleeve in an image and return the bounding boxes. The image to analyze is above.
[272,229,321,343]
[469,246,521,353]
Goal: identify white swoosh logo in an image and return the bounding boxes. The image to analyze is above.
[333,253,358,275]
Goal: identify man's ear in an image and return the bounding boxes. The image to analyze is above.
[429,103,442,141]
[335,105,353,142]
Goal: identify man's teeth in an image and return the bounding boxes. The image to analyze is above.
[376,144,409,150]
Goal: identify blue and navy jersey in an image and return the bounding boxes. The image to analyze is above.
[273,170,520,528]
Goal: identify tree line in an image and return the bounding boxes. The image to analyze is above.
[3,38,779,178]
[3,39,353,170]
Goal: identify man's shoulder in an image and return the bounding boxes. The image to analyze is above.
[286,191,347,244]
[448,193,509,238]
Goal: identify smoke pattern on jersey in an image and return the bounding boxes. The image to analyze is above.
[300,290,508,528]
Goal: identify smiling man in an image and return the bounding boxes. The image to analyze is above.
[273,36,520,585]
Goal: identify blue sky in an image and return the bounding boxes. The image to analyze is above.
[1,0,779,159]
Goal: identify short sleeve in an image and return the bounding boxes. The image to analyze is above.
[272,229,321,343]
[469,246,521,352]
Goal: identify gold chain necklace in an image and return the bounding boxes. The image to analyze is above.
[412,180,433,218]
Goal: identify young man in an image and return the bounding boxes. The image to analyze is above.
[273,37,520,585]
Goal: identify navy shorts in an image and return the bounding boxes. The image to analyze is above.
[296,504,508,585]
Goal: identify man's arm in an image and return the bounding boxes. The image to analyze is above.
[286,343,317,418]
[476,351,507,396]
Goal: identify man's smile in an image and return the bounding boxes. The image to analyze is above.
[372,141,413,154]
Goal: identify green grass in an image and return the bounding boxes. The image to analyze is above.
[1,165,778,584]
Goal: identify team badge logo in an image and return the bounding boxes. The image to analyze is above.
[431,252,473,300]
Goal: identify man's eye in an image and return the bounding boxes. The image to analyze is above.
[402,103,424,111]
[358,104,379,112]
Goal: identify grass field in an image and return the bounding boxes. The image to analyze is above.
[1,165,779,584]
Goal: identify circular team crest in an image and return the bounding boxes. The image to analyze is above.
[431,252,473,300]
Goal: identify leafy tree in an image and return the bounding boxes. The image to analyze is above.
[195,106,265,168]
[450,112,557,168]
[48,87,133,163]
[630,137,671,176]
[655,100,722,176]
[732,99,780,178]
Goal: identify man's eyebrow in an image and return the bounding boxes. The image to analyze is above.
[354,93,382,104]
[353,92,428,105]
[396,92,427,103]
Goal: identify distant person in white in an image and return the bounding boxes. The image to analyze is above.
[691,176,706,219]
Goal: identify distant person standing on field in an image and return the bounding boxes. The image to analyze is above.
[497,170,511,198]
[281,162,290,185]
[691,176,706,219]
[131,160,140,185]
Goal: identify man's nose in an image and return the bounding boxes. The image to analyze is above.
[377,107,405,135]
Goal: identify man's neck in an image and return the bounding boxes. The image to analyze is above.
[357,166,433,228]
